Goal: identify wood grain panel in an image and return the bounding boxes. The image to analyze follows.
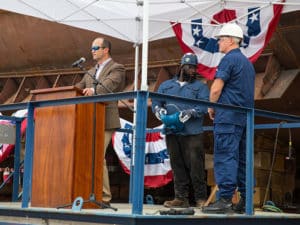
[31,86,104,208]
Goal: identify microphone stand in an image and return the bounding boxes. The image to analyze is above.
[57,64,117,211]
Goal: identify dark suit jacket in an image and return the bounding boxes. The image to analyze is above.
[76,60,125,129]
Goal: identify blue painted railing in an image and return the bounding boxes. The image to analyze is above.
[0,114,24,201]
[0,90,300,216]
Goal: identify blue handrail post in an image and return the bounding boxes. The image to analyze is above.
[12,118,22,201]
[131,91,148,215]
[22,103,35,208]
[129,140,134,204]
[246,108,254,215]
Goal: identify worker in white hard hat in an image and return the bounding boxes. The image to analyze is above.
[215,23,244,51]
[202,23,255,214]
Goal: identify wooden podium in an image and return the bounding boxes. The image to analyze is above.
[30,86,105,208]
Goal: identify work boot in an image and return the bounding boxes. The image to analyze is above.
[163,198,189,208]
[202,198,233,214]
[233,197,245,214]
[195,199,206,208]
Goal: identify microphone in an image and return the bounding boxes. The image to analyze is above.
[71,57,86,67]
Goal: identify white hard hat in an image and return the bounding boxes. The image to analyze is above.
[215,23,243,39]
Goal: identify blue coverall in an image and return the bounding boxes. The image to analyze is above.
[213,48,255,200]
[152,76,209,201]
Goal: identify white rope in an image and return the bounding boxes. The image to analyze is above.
[149,0,219,40]
[234,3,270,24]
[61,0,135,42]
[225,0,300,6]
[59,0,99,22]
[185,0,221,24]
[17,0,55,20]
[12,0,300,43]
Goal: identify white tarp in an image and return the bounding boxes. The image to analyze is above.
[1,0,300,43]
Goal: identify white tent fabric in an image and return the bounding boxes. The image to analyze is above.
[1,0,300,89]
[1,0,299,43]
[1,1,299,200]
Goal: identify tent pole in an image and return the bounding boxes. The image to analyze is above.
[130,0,149,215]
[134,43,140,92]
[141,0,149,91]
[130,0,142,204]
[129,43,139,203]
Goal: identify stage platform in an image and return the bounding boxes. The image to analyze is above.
[0,202,299,225]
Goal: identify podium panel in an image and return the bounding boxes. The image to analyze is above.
[30,86,105,208]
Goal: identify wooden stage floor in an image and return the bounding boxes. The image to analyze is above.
[0,202,300,225]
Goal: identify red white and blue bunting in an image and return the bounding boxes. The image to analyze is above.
[172,3,284,80]
[112,119,173,188]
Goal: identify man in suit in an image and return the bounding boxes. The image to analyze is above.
[76,37,126,205]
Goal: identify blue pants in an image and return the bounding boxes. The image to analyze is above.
[213,123,246,199]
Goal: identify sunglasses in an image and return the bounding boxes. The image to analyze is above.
[91,46,105,51]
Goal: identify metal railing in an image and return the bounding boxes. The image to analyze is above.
[0,114,24,201]
[0,91,300,216]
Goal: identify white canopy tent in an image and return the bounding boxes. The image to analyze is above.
[1,0,300,171]
[1,0,300,90]
[1,0,300,213]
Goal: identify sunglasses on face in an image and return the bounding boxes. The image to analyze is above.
[91,46,105,51]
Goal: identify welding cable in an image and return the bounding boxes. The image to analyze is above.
[262,121,285,211]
